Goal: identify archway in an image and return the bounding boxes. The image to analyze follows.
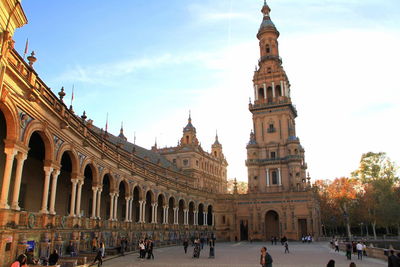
[19,132,46,212]
[240,220,249,241]
[275,85,282,97]
[80,164,95,217]
[178,199,185,225]
[132,186,141,223]
[145,190,154,223]
[207,205,213,226]
[157,194,164,224]
[267,87,273,102]
[265,210,280,240]
[168,197,175,224]
[198,203,204,225]
[188,201,194,225]
[54,152,75,215]
[116,181,127,221]
[100,174,111,220]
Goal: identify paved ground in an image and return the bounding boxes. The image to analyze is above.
[100,242,386,267]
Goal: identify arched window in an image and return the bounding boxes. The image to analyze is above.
[275,85,282,97]
[271,171,278,184]
[214,151,217,157]
[186,135,189,144]
[258,88,265,99]
[267,67,272,73]
[266,44,271,54]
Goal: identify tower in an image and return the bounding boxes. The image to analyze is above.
[211,132,223,159]
[246,1,308,193]
[180,113,199,146]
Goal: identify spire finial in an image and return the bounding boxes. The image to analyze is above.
[188,110,192,123]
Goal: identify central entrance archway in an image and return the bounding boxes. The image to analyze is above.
[265,210,280,240]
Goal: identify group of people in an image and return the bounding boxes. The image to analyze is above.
[11,249,59,267]
[92,242,105,267]
[343,241,367,260]
[301,234,313,243]
[185,235,216,259]
[138,239,154,260]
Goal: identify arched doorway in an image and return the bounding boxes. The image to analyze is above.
[168,197,175,224]
[54,152,76,216]
[100,174,111,220]
[157,194,164,224]
[145,191,154,223]
[207,205,213,226]
[198,203,204,225]
[178,199,185,225]
[188,201,194,225]
[19,132,46,212]
[132,186,141,223]
[265,210,280,240]
[240,220,249,241]
[81,164,95,217]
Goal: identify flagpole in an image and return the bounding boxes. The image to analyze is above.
[23,38,28,60]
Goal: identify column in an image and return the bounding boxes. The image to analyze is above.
[254,85,258,101]
[0,149,16,209]
[184,210,188,225]
[69,179,78,217]
[40,166,53,214]
[124,197,130,222]
[128,198,133,222]
[91,187,98,219]
[284,81,289,97]
[138,200,144,223]
[75,180,83,217]
[266,168,270,187]
[163,206,168,224]
[272,81,275,98]
[278,168,282,185]
[203,212,207,226]
[96,188,102,219]
[49,170,60,215]
[174,207,179,225]
[194,211,198,226]
[263,83,267,99]
[113,194,119,221]
[280,80,284,96]
[151,203,157,223]
[109,193,115,220]
[11,152,27,210]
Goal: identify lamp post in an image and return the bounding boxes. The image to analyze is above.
[360,222,364,237]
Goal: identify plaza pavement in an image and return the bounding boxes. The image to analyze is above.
[99,242,386,267]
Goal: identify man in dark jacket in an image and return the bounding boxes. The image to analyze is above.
[48,249,59,266]
[388,250,400,267]
[260,247,273,267]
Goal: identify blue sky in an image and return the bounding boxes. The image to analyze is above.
[14,0,400,181]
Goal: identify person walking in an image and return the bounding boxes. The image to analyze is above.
[284,241,289,254]
[388,250,400,267]
[147,239,154,260]
[120,238,126,256]
[183,238,189,254]
[260,247,273,267]
[327,259,335,267]
[209,242,215,258]
[356,242,363,260]
[48,249,59,266]
[334,239,339,252]
[139,240,145,260]
[346,242,352,260]
[92,244,104,267]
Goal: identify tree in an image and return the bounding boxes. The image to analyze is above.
[352,152,399,239]
[315,177,359,238]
